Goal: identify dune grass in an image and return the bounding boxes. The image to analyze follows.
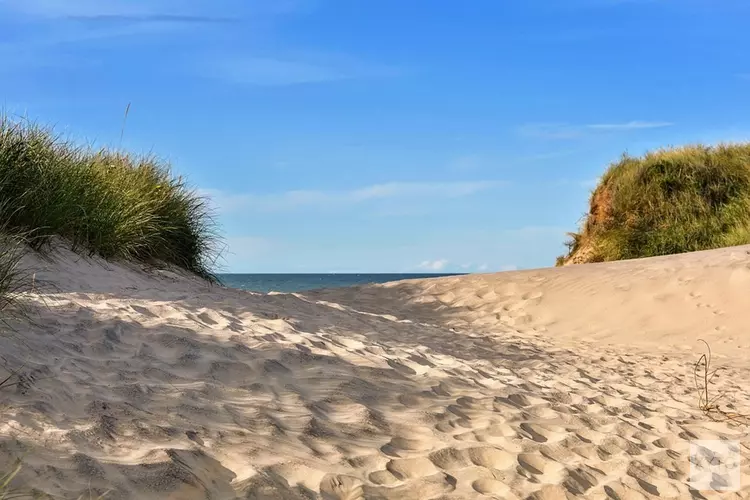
[558,143,750,265]
[0,115,219,281]
[0,231,28,315]
[0,114,211,497]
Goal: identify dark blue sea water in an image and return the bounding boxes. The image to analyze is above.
[218,273,463,293]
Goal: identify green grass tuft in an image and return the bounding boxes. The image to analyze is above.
[0,232,28,315]
[558,143,750,264]
[0,114,220,280]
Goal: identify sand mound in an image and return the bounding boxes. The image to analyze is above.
[557,143,750,266]
[312,244,750,358]
[0,245,749,498]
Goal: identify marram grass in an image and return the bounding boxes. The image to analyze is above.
[558,143,750,265]
[0,115,220,281]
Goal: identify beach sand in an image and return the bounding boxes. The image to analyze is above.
[1,244,749,499]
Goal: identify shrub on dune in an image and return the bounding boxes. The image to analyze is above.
[558,143,750,265]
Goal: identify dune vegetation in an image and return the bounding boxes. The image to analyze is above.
[0,115,219,285]
[558,143,750,265]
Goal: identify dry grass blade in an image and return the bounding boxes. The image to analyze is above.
[0,366,22,392]
[119,102,131,147]
[0,461,22,499]
[0,233,30,315]
[694,339,750,424]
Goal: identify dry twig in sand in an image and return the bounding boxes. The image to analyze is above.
[694,339,749,424]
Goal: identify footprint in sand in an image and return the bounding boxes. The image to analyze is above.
[467,446,515,470]
[386,457,440,480]
[380,436,432,458]
[521,290,544,301]
[368,469,401,486]
[364,472,457,499]
[428,447,473,470]
[319,474,364,500]
[472,478,512,496]
[517,452,565,482]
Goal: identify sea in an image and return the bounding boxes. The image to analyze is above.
[217,273,463,294]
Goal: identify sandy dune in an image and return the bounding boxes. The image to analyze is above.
[1,245,749,499]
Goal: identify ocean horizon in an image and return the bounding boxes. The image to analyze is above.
[217,273,465,293]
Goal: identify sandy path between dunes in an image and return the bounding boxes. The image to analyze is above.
[0,245,749,499]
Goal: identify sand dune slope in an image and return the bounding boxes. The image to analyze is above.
[0,245,748,499]
[312,244,750,358]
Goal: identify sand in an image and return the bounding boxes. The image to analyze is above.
[0,244,749,499]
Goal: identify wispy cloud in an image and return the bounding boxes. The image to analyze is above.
[417,259,449,271]
[521,149,583,162]
[67,14,237,24]
[202,180,503,213]
[0,0,244,70]
[586,120,674,130]
[0,0,303,49]
[518,123,583,139]
[203,54,399,86]
[519,120,674,139]
[0,0,147,18]
[0,0,392,88]
[0,0,257,21]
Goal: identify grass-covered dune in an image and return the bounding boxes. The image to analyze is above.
[0,115,218,285]
[558,143,750,265]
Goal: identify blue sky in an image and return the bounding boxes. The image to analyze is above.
[2,0,749,273]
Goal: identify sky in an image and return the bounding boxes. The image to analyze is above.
[2,0,750,273]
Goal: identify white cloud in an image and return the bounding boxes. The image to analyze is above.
[477,263,489,272]
[519,121,674,139]
[585,121,674,130]
[0,0,246,22]
[518,123,582,139]
[0,0,148,17]
[0,0,295,19]
[205,57,346,86]
[0,0,247,73]
[349,181,497,201]
[0,0,305,66]
[203,53,399,86]
[0,0,384,89]
[418,259,449,271]
[522,149,582,161]
[201,180,503,213]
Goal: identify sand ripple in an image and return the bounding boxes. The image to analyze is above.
[0,245,749,498]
